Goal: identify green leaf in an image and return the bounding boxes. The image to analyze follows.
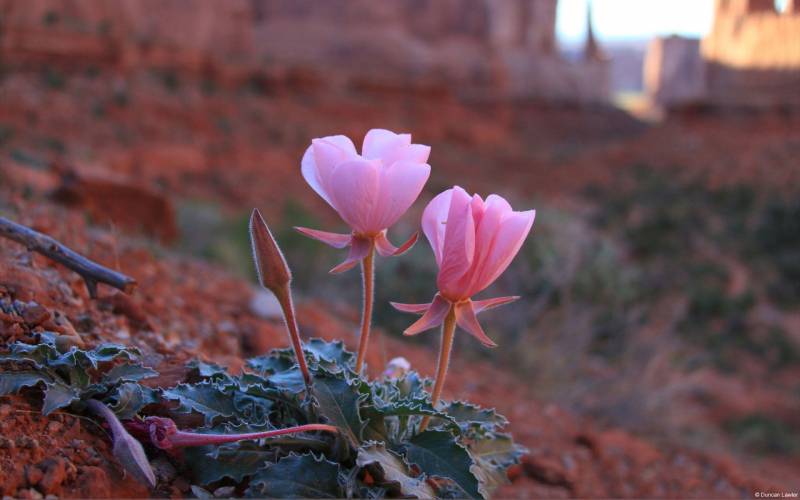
[249,339,355,379]
[185,441,274,485]
[304,338,355,372]
[42,381,80,415]
[402,430,482,499]
[0,340,59,367]
[163,381,237,425]
[312,374,365,446]
[233,390,273,425]
[236,374,305,425]
[395,371,430,399]
[357,442,434,499]
[188,360,235,384]
[0,339,145,394]
[104,363,158,384]
[0,371,51,394]
[360,413,391,444]
[376,399,434,416]
[362,397,459,444]
[468,433,525,497]
[469,433,524,468]
[51,350,93,388]
[182,420,282,484]
[266,368,306,394]
[442,401,508,433]
[246,453,343,498]
[108,382,159,419]
[376,398,457,424]
[246,350,296,375]
[86,343,141,366]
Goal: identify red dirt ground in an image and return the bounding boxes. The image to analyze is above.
[1,184,793,498]
[1,55,799,499]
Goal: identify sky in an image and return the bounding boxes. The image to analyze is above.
[556,0,717,45]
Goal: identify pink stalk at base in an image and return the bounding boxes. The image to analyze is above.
[127,416,339,450]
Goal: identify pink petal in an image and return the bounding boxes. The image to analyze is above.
[472,296,520,314]
[436,186,475,298]
[375,231,419,257]
[319,135,358,155]
[469,209,535,295]
[382,143,432,168]
[470,194,485,228]
[403,294,452,336]
[389,301,431,314]
[328,159,381,234]
[402,144,431,164]
[362,129,411,161]
[421,189,454,266]
[463,194,513,293]
[373,161,431,230]
[294,227,352,249]
[301,136,357,205]
[455,301,497,348]
[329,237,372,274]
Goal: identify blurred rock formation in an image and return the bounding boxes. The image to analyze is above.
[645,0,800,109]
[0,0,610,103]
[644,37,706,107]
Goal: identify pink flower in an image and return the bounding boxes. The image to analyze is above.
[295,129,431,273]
[391,186,535,347]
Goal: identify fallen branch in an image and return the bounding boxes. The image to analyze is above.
[0,215,137,298]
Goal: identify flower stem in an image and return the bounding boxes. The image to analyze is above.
[273,286,312,389]
[419,306,456,432]
[168,424,338,448]
[355,242,376,374]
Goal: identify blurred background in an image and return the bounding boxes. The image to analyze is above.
[1,0,799,494]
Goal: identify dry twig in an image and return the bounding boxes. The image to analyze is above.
[0,216,136,298]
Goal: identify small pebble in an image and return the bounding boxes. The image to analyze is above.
[16,436,39,449]
[73,313,95,332]
[213,486,236,498]
[21,304,50,326]
[18,488,43,500]
[25,465,43,486]
[249,289,282,319]
[39,457,67,495]
[45,421,63,434]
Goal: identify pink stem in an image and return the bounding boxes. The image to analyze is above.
[167,424,338,448]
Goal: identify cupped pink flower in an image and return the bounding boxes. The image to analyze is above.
[391,186,535,347]
[296,129,431,273]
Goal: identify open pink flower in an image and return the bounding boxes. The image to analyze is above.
[391,186,535,347]
[296,129,431,273]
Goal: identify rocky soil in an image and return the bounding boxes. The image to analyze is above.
[1,169,794,498]
[1,17,799,497]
